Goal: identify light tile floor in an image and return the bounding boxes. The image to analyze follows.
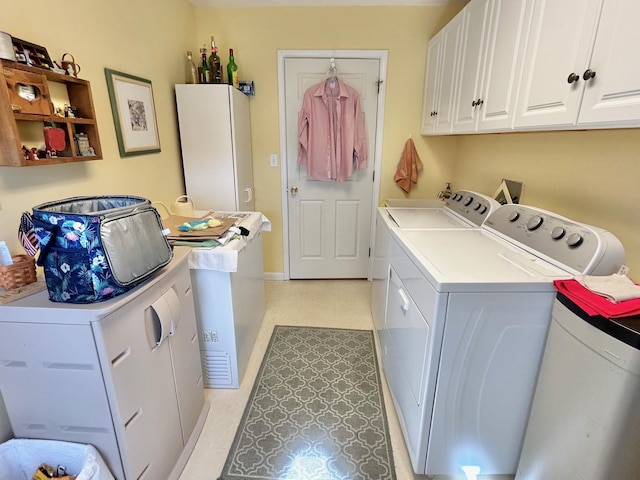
[179,279,513,480]
[179,279,421,480]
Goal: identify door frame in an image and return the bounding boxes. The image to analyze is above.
[277,49,387,280]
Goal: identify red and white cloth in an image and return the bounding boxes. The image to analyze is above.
[554,274,640,319]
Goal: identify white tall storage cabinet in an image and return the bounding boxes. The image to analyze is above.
[175,84,255,212]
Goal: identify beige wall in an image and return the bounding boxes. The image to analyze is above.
[0,0,196,444]
[193,6,459,274]
[0,0,195,257]
[454,129,640,276]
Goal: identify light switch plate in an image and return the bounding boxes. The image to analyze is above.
[270,154,278,167]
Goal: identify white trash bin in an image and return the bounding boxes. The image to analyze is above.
[0,439,114,480]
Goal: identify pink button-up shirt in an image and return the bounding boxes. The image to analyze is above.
[298,78,368,182]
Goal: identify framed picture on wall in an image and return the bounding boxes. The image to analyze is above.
[104,69,161,157]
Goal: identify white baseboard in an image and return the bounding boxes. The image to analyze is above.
[264,272,285,281]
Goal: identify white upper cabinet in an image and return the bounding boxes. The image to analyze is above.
[515,0,602,129]
[423,0,640,135]
[477,0,533,132]
[454,0,532,133]
[577,0,640,126]
[421,30,443,134]
[421,11,464,135]
[452,0,491,134]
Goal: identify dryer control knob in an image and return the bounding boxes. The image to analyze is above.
[508,211,520,222]
[526,215,544,231]
[463,196,474,206]
[474,202,482,211]
[479,205,487,214]
[551,227,566,239]
[566,233,584,247]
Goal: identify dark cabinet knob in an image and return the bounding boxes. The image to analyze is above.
[471,100,477,107]
[583,69,596,81]
[471,99,484,107]
[567,72,580,84]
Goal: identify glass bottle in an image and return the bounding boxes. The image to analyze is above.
[208,36,224,84]
[198,46,212,84]
[185,51,198,84]
[227,48,239,89]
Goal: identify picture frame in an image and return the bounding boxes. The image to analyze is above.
[104,69,161,157]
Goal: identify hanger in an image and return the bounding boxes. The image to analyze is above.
[329,57,338,79]
[327,57,339,91]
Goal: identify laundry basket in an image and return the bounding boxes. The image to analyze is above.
[0,439,114,480]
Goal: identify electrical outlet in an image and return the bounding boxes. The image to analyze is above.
[269,154,278,167]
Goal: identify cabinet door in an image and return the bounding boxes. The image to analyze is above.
[515,0,602,129]
[230,87,255,211]
[477,0,532,132]
[164,264,205,445]
[578,0,640,125]
[434,12,464,134]
[453,0,491,133]
[421,31,443,135]
[97,285,184,480]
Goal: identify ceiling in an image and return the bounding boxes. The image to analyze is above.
[189,0,449,6]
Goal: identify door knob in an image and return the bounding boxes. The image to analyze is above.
[290,186,299,194]
[583,69,596,81]
[567,72,580,84]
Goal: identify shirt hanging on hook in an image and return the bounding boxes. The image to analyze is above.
[297,76,368,182]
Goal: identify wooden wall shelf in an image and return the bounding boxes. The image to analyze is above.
[0,59,102,167]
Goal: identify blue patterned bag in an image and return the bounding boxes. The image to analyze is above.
[32,195,173,303]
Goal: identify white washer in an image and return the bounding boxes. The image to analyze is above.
[374,204,625,476]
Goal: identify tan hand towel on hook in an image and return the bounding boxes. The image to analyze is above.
[394,137,423,193]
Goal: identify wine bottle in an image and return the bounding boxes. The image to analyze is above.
[185,51,198,84]
[227,48,239,89]
[208,36,224,84]
[198,46,212,84]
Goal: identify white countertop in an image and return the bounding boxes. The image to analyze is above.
[186,211,270,272]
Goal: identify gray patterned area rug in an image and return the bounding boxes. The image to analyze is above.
[219,326,396,480]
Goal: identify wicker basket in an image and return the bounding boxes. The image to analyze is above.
[0,255,37,290]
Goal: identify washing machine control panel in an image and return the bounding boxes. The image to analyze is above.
[483,204,625,275]
[444,190,500,227]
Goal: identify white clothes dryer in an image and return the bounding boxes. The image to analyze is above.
[373,190,499,329]
[384,189,500,230]
[374,204,625,476]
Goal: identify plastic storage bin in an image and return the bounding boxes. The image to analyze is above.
[0,439,114,480]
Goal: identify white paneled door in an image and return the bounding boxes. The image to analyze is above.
[282,54,383,279]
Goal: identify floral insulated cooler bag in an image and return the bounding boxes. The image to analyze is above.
[31,195,173,303]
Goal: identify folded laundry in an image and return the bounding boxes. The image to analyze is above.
[553,279,640,319]
[574,273,640,302]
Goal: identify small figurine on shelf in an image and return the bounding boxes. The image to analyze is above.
[64,105,77,118]
[28,148,39,161]
[54,106,65,117]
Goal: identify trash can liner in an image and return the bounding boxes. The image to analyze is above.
[0,438,114,480]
